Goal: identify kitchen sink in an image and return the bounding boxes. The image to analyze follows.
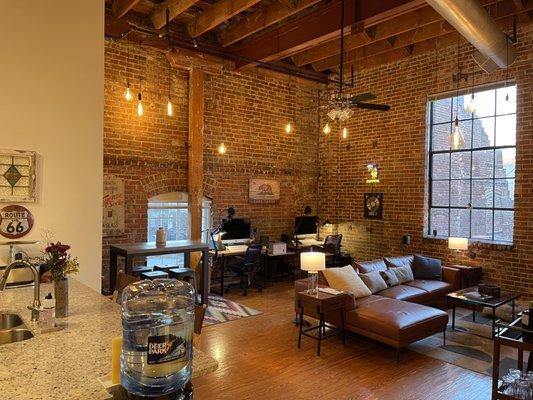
[0,328,34,345]
[0,313,24,329]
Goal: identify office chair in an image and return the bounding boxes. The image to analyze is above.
[225,243,264,296]
[323,234,343,268]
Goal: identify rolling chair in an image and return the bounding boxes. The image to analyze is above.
[322,234,344,268]
[225,243,264,296]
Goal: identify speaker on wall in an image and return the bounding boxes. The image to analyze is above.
[402,235,411,246]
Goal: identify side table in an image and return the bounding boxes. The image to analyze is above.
[296,290,346,356]
[450,264,482,288]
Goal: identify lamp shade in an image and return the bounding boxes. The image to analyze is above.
[300,252,325,272]
[448,237,468,250]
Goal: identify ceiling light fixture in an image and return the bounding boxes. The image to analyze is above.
[323,123,331,134]
[342,127,348,139]
[137,77,143,117]
[449,42,464,150]
[125,44,132,101]
[466,46,476,114]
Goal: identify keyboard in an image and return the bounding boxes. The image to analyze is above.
[298,239,324,247]
[224,245,249,253]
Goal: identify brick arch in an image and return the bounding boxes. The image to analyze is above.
[140,171,187,199]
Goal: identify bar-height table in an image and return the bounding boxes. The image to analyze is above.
[108,240,210,305]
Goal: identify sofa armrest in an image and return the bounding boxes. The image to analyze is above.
[442,266,461,291]
[294,278,356,312]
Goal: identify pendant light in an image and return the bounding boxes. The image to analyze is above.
[218,97,227,155]
[217,142,227,155]
[449,42,464,150]
[466,47,476,114]
[125,44,132,101]
[323,123,331,134]
[285,122,292,134]
[342,127,348,139]
[165,12,174,117]
[137,77,143,116]
[285,75,293,134]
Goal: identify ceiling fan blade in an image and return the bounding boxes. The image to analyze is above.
[349,93,377,103]
[355,103,391,111]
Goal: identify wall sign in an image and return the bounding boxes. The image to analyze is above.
[0,149,36,203]
[0,205,34,239]
[249,178,280,204]
[364,193,383,220]
[103,175,125,237]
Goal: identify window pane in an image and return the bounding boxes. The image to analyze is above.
[495,179,514,208]
[494,210,514,242]
[472,117,495,148]
[456,119,472,149]
[430,208,449,237]
[496,85,516,115]
[432,98,453,124]
[432,153,450,179]
[450,180,470,207]
[432,181,449,206]
[450,208,470,237]
[472,150,493,178]
[451,152,471,179]
[495,148,515,178]
[473,88,496,118]
[495,114,516,147]
[432,123,452,151]
[471,209,493,240]
[472,179,493,208]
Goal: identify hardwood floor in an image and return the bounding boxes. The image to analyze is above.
[193,282,491,400]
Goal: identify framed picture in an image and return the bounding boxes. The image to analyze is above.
[249,178,280,204]
[0,149,36,203]
[364,193,383,219]
[103,175,125,237]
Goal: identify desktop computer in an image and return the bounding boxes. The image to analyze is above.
[221,218,251,245]
[294,215,318,239]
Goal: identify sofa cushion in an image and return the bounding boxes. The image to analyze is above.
[392,265,414,284]
[358,271,388,294]
[404,279,452,297]
[345,296,448,342]
[322,265,372,299]
[379,270,399,287]
[384,255,414,270]
[413,254,442,281]
[377,285,428,302]
[354,259,387,273]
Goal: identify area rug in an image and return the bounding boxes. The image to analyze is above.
[409,307,527,378]
[203,295,262,326]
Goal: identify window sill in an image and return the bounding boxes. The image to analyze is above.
[422,236,514,251]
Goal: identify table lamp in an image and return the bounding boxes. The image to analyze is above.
[448,237,468,251]
[300,251,325,295]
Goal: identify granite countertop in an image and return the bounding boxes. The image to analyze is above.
[0,279,218,400]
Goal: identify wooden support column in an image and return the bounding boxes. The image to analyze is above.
[188,67,204,280]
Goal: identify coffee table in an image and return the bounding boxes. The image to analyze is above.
[446,287,521,339]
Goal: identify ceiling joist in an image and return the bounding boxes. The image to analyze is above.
[113,0,141,18]
[151,0,201,29]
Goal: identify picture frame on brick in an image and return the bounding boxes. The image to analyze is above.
[249,178,280,204]
[364,193,383,219]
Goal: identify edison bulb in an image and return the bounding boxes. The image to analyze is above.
[167,100,173,116]
[125,86,132,101]
[449,120,465,150]
[285,122,292,134]
[217,142,227,155]
[137,100,143,116]
[466,94,476,113]
[342,127,348,139]
[323,123,331,134]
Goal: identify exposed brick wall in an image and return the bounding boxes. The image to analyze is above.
[102,40,321,288]
[319,25,533,297]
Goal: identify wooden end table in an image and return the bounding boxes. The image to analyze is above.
[449,264,483,288]
[296,290,346,356]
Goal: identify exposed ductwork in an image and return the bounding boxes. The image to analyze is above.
[425,0,516,72]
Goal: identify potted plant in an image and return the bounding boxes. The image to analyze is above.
[44,242,79,318]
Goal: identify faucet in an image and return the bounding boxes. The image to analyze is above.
[0,260,41,322]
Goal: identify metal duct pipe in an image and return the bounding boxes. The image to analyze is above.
[425,0,516,69]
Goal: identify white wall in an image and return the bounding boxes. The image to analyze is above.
[0,1,104,291]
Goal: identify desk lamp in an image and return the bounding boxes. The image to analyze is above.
[300,251,325,295]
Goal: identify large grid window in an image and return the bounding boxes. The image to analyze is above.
[427,84,516,243]
[147,192,212,267]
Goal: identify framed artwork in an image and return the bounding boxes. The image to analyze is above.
[103,175,125,237]
[364,193,383,219]
[249,178,280,204]
[0,149,36,203]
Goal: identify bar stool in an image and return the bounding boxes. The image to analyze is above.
[154,265,178,273]
[141,270,169,280]
[131,265,152,277]
[168,267,197,294]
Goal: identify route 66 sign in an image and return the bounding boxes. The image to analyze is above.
[0,205,34,239]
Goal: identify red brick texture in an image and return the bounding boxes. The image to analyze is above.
[319,25,533,298]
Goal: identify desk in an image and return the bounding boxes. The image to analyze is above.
[210,246,248,296]
[109,240,210,305]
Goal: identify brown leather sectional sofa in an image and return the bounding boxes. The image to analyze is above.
[295,255,461,362]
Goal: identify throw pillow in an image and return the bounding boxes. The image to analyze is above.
[379,269,399,287]
[358,271,388,294]
[322,265,372,299]
[353,259,387,273]
[392,265,414,284]
[413,254,442,281]
[383,255,414,270]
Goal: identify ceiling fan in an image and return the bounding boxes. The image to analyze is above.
[323,0,391,122]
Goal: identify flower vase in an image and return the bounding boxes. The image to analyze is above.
[54,278,69,318]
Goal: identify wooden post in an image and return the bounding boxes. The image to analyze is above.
[188,68,204,280]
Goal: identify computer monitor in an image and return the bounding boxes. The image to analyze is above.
[221,218,251,244]
[294,216,318,239]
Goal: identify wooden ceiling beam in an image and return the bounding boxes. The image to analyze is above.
[513,0,531,22]
[187,0,262,38]
[218,0,322,47]
[232,0,427,69]
[151,0,201,29]
[292,0,503,67]
[113,0,141,18]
